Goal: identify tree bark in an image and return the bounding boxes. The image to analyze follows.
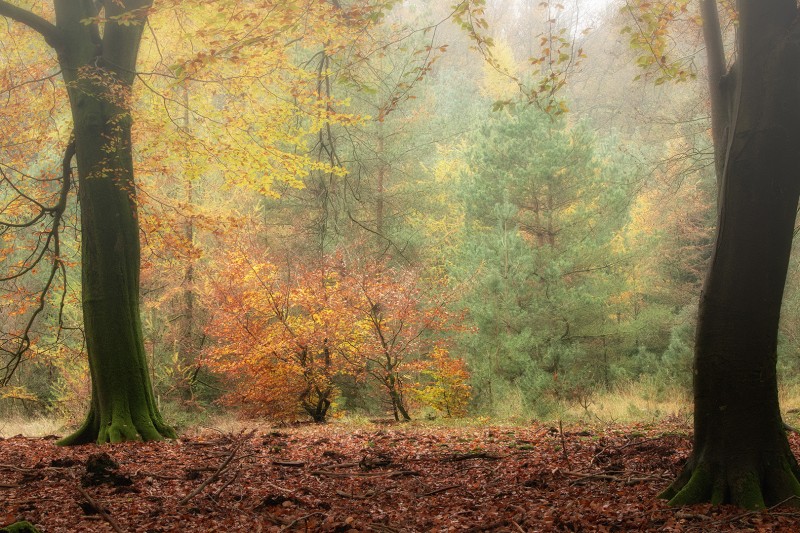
[50,0,174,444]
[660,0,800,508]
[0,0,173,443]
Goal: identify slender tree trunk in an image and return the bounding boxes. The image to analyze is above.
[178,87,197,400]
[376,120,385,242]
[51,0,174,444]
[661,0,800,508]
[387,376,410,422]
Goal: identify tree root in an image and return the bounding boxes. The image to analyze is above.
[58,407,176,445]
[660,456,800,510]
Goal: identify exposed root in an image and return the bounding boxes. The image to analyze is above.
[660,455,800,510]
[58,406,176,445]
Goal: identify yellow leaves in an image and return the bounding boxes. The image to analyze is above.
[1,386,38,402]
[131,0,369,199]
[479,39,519,101]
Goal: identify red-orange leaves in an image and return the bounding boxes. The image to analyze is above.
[204,252,355,422]
[204,247,468,422]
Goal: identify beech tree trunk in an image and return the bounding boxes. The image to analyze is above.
[0,0,175,443]
[56,0,174,444]
[661,0,800,508]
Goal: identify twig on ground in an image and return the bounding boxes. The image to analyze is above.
[77,486,125,533]
[561,469,665,485]
[310,469,420,478]
[179,430,254,505]
[272,460,305,468]
[0,463,67,472]
[559,420,570,465]
[442,452,502,462]
[281,512,326,531]
[418,484,461,497]
[318,461,361,469]
[265,481,291,492]
[214,465,242,499]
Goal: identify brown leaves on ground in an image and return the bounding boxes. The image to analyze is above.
[1,421,800,532]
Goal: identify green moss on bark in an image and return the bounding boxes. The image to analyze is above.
[661,455,800,510]
[1,522,42,533]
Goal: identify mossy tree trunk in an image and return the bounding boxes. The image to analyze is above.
[661,0,800,508]
[0,0,175,443]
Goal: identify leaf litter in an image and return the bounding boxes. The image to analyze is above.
[1,421,800,531]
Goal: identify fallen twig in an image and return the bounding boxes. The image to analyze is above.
[272,460,305,468]
[214,465,242,499]
[561,469,665,485]
[0,463,67,472]
[311,469,420,479]
[418,484,461,497]
[559,420,570,465]
[179,430,254,505]
[281,512,326,531]
[77,486,125,533]
[443,452,502,462]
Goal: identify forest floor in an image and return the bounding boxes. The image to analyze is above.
[2,419,800,532]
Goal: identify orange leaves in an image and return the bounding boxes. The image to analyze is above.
[204,249,356,420]
[202,242,468,421]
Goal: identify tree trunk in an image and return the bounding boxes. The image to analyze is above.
[661,0,800,508]
[178,87,197,400]
[52,0,174,444]
[376,120,385,242]
[388,384,411,422]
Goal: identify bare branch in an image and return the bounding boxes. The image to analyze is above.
[0,1,63,49]
[1,136,75,385]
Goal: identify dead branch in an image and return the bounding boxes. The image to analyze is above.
[272,460,305,468]
[310,469,420,479]
[77,486,125,533]
[281,512,326,531]
[558,420,570,465]
[560,469,666,485]
[1,137,75,385]
[179,431,253,504]
[213,466,241,499]
[442,452,503,462]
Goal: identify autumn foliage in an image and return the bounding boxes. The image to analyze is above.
[203,242,468,422]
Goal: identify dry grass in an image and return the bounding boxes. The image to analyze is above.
[560,379,692,427]
[8,380,800,439]
[0,417,67,439]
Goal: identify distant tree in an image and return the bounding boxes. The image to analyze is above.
[0,0,174,443]
[454,105,632,414]
[656,0,800,508]
[345,258,462,422]
[205,248,358,423]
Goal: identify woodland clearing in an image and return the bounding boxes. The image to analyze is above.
[2,421,800,532]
